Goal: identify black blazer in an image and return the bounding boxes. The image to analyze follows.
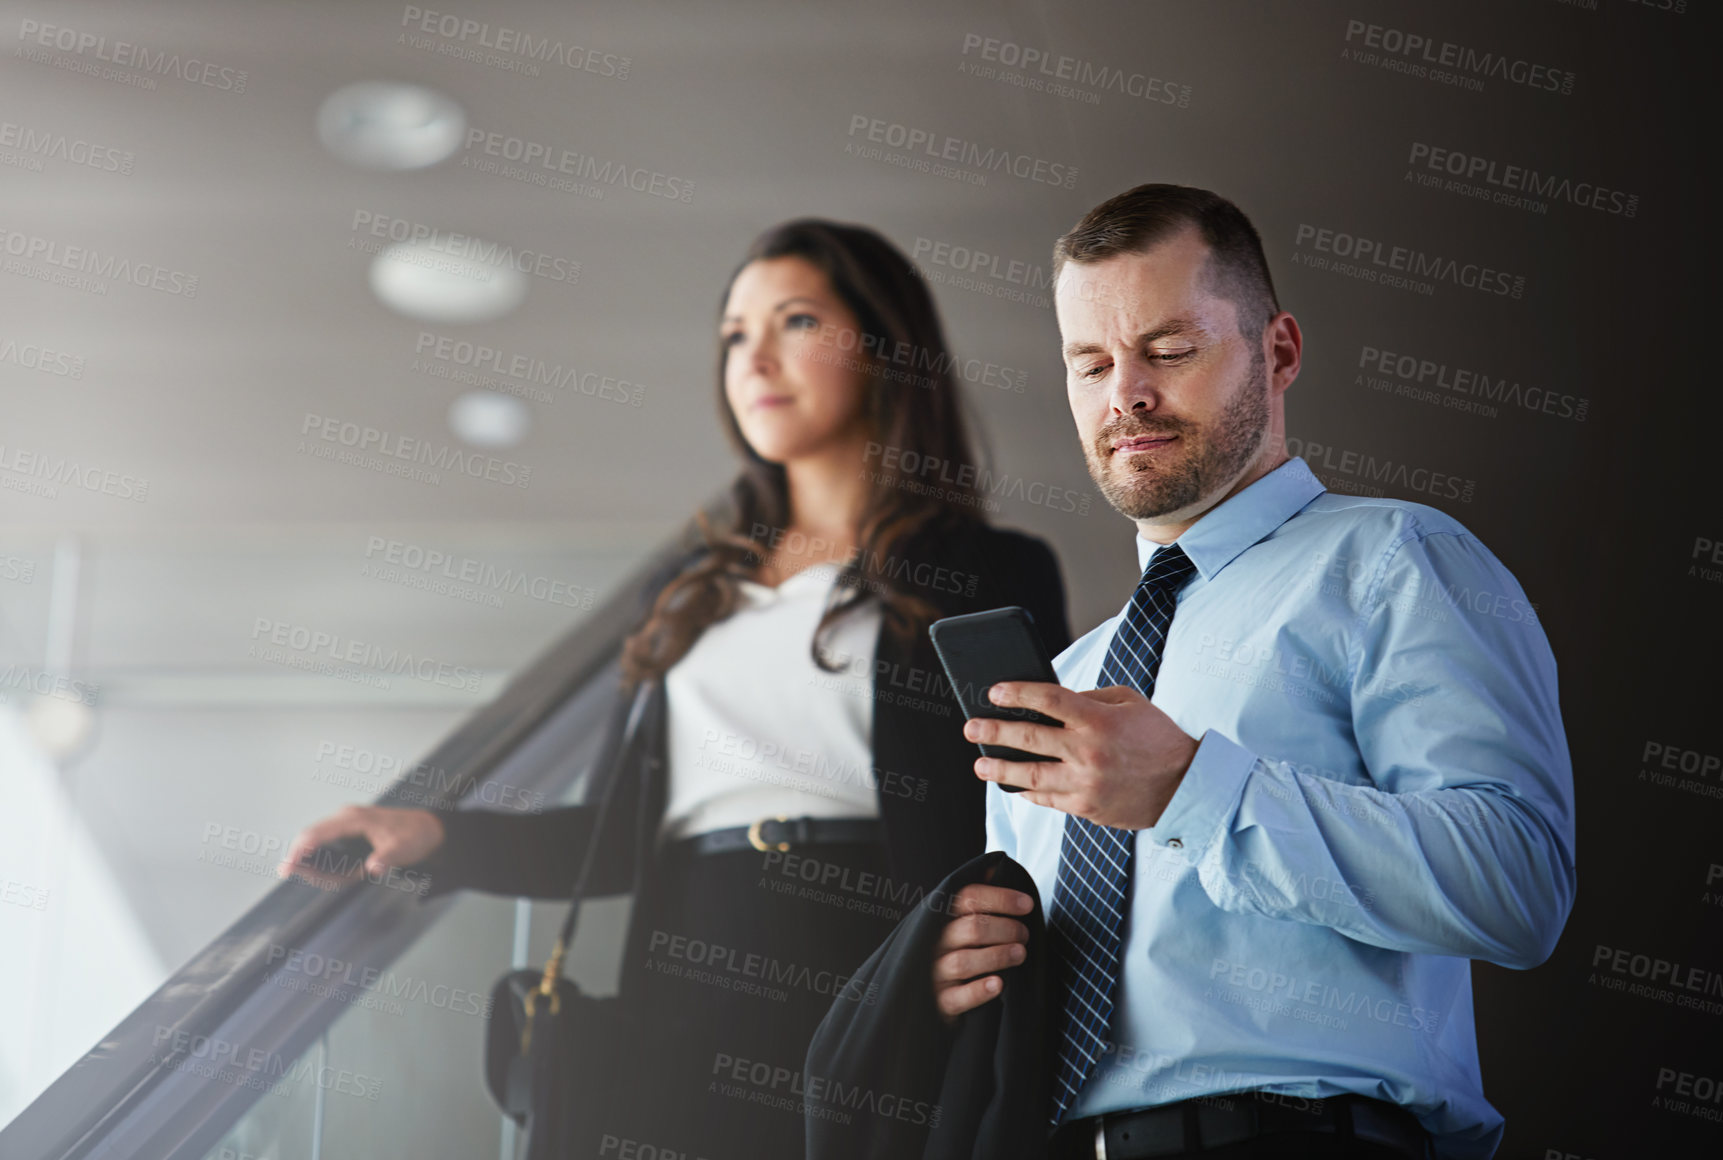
[804,850,1050,1160]
[419,518,1070,909]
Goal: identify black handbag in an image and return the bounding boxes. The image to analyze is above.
[483,677,657,1160]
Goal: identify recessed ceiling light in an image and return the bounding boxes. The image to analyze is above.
[369,241,528,323]
[24,696,97,765]
[317,81,466,170]
[449,391,531,448]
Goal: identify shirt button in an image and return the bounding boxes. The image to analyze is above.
[1166,838,1184,849]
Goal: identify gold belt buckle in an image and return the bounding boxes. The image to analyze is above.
[748,814,792,853]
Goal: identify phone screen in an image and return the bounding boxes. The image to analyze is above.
[929,606,1064,791]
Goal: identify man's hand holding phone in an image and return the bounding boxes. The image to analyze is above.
[965,682,1201,831]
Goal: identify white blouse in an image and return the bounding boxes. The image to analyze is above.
[658,561,884,842]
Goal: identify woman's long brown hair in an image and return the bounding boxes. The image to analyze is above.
[620,219,985,682]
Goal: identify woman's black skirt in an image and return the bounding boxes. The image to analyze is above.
[568,837,903,1159]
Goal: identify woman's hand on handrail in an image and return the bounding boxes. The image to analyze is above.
[276,805,445,891]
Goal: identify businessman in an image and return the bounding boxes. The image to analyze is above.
[931,184,1575,1159]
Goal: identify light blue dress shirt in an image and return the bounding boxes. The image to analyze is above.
[987,456,1575,1159]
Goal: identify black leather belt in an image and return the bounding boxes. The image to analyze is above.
[682,815,883,856]
[1048,1092,1429,1159]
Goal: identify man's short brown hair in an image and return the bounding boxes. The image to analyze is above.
[1053,183,1280,338]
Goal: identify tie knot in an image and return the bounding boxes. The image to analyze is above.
[1140,542,1196,592]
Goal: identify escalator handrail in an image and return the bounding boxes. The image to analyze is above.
[0,525,704,1160]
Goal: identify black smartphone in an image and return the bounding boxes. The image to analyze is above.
[929,605,1064,792]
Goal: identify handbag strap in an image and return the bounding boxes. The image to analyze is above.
[533,676,657,993]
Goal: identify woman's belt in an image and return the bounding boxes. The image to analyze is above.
[681,815,884,855]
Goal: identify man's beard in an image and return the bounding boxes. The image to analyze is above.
[1086,350,1270,521]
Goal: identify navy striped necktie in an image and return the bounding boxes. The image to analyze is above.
[1046,541,1197,1124]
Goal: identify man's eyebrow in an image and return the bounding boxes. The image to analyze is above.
[721,296,824,326]
[1061,318,1208,360]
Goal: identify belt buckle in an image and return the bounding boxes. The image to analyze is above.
[1093,1116,1107,1160]
[748,814,792,853]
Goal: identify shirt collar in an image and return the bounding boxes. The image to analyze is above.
[1135,457,1326,581]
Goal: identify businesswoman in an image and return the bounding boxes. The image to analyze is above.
[281,219,1071,1157]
